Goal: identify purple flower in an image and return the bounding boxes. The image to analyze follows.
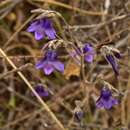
[83,43,95,63]
[106,54,119,76]
[36,50,64,75]
[34,85,49,97]
[27,18,56,40]
[96,87,118,109]
[101,46,121,76]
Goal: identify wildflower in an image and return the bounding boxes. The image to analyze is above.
[105,49,121,76]
[96,87,118,109]
[36,50,64,75]
[83,43,95,63]
[101,46,121,76]
[106,55,119,76]
[34,84,49,97]
[27,18,56,40]
[113,51,121,59]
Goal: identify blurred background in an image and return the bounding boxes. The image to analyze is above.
[0,0,130,130]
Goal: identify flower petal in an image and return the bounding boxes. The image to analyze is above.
[43,63,54,75]
[96,98,104,108]
[45,29,56,39]
[27,21,38,32]
[103,100,112,109]
[106,55,119,75]
[43,18,56,39]
[103,97,118,109]
[85,54,93,63]
[110,97,118,105]
[83,44,93,53]
[43,18,52,28]
[53,61,64,72]
[35,29,45,40]
[35,85,49,97]
[35,59,45,69]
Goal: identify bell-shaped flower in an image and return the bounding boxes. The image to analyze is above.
[106,55,119,76]
[27,18,56,40]
[36,50,64,75]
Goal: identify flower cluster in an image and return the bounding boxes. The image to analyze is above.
[27,18,56,40]
[27,9,120,110]
[83,43,95,63]
[101,45,121,76]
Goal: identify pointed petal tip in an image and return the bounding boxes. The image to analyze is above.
[53,61,64,72]
[43,65,54,75]
[35,31,44,40]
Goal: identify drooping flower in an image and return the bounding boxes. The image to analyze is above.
[36,50,64,75]
[96,87,118,109]
[83,43,95,63]
[34,84,49,97]
[106,55,119,76]
[101,45,121,76]
[27,18,56,40]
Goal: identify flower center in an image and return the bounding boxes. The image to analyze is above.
[46,50,57,61]
[101,88,112,99]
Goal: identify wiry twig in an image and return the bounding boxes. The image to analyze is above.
[0,63,33,79]
[67,14,128,30]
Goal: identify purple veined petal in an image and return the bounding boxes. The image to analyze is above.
[45,28,56,40]
[43,18,52,28]
[43,63,54,75]
[96,98,112,109]
[103,99,112,109]
[101,87,112,99]
[103,97,118,109]
[110,97,118,105]
[34,85,49,97]
[27,21,38,32]
[96,87,119,109]
[46,50,57,60]
[85,54,93,63]
[35,59,45,69]
[53,61,64,72]
[37,90,49,97]
[43,18,56,39]
[34,29,45,40]
[83,43,93,53]
[114,52,121,59]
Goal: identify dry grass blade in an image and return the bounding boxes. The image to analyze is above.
[33,0,106,16]
[3,14,36,49]
[0,48,66,130]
